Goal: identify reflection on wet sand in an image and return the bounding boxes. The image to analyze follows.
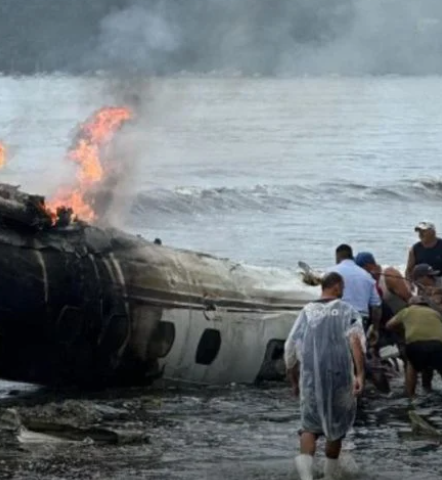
[0,379,441,479]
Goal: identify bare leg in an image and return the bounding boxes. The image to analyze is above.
[296,432,316,480]
[398,342,407,383]
[324,439,342,478]
[300,432,316,456]
[325,439,342,459]
[406,363,418,398]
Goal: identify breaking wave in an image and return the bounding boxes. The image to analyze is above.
[131,178,442,216]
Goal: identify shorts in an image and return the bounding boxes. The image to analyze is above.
[405,341,442,372]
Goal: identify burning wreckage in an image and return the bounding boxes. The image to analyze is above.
[0,183,401,392]
[0,106,315,388]
[0,183,317,388]
[0,107,398,392]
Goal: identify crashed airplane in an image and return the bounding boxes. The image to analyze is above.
[0,106,400,393]
[0,182,320,388]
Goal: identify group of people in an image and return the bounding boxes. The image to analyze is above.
[283,221,442,480]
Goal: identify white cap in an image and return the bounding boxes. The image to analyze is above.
[414,221,436,232]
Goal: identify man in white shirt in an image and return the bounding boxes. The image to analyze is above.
[327,244,382,342]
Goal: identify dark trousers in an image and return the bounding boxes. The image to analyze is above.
[362,316,370,334]
[406,341,442,373]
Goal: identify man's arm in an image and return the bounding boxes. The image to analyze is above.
[405,247,415,280]
[349,332,365,395]
[349,333,364,376]
[384,267,412,302]
[284,311,307,395]
[345,310,366,395]
[385,311,404,330]
[368,281,382,332]
[284,336,300,396]
[370,305,382,330]
[284,335,298,371]
[287,362,300,396]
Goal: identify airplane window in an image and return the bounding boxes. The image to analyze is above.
[195,328,221,365]
[255,339,285,383]
[152,321,176,358]
[270,340,284,361]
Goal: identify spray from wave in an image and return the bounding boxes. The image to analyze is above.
[131,179,442,217]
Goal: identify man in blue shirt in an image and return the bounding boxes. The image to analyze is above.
[328,244,382,340]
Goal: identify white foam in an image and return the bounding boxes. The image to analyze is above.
[318,454,360,479]
[338,453,360,477]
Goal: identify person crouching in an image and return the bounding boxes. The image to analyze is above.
[385,295,442,397]
[284,272,366,480]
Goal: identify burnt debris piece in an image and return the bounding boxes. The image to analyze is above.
[0,183,53,230]
[0,400,150,446]
[54,206,76,228]
[0,183,166,387]
[0,183,82,230]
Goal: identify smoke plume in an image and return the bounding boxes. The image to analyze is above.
[1,0,442,76]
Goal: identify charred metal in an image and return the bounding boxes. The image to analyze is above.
[0,183,314,388]
[0,183,166,386]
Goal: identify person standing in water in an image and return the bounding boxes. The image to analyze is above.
[409,264,442,392]
[284,272,366,480]
[406,222,442,286]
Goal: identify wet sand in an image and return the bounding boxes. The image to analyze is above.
[0,379,441,480]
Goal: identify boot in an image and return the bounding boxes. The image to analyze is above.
[295,454,314,480]
[338,452,360,476]
[323,457,339,479]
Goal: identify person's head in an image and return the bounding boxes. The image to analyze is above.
[321,272,344,299]
[335,244,353,264]
[355,251,379,277]
[414,221,436,245]
[412,263,439,287]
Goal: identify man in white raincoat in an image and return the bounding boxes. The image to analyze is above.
[284,272,366,480]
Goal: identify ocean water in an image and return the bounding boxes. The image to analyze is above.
[1,75,442,479]
[1,76,441,271]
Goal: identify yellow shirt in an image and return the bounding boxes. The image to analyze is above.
[394,305,442,344]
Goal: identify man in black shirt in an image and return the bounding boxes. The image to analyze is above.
[405,222,442,286]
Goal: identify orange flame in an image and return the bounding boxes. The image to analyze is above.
[0,142,6,169]
[47,107,132,222]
